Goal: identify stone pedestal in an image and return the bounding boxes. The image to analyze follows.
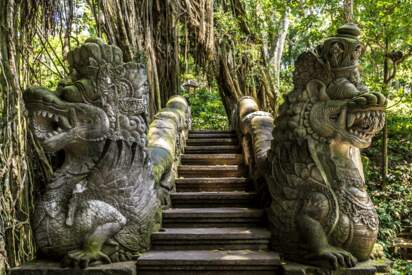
[9,260,136,275]
[282,259,392,275]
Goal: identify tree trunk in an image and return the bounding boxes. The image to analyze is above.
[178,0,278,119]
[0,216,6,274]
[93,0,180,118]
[270,8,290,93]
[381,122,388,180]
[0,0,36,269]
[152,0,180,107]
[381,39,389,180]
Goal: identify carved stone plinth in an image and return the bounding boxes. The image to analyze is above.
[10,260,136,275]
[282,259,391,275]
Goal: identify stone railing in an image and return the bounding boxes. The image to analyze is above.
[147,95,191,208]
[233,96,273,205]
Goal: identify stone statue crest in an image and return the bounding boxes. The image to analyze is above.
[24,38,161,267]
[66,38,149,144]
[267,24,386,270]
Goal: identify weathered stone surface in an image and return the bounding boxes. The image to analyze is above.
[162,207,264,228]
[24,38,161,267]
[181,153,243,165]
[151,227,270,250]
[178,165,246,178]
[282,259,391,275]
[170,191,256,207]
[184,145,241,154]
[10,261,136,275]
[137,250,281,275]
[234,96,274,207]
[266,23,387,269]
[175,177,249,192]
[147,95,191,207]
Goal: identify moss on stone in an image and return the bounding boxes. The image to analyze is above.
[147,146,173,184]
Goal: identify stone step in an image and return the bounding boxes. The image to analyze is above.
[190,130,235,134]
[10,261,137,275]
[181,154,243,165]
[189,132,237,139]
[151,227,271,250]
[178,165,246,178]
[185,145,241,154]
[137,250,281,275]
[394,238,412,259]
[175,177,250,192]
[162,207,264,228]
[186,138,238,146]
[171,191,256,208]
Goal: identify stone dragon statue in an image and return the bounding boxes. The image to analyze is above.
[24,39,165,268]
[266,24,386,270]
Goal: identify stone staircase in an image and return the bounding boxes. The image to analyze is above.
[394,226,412,262]
[137,130,281,274]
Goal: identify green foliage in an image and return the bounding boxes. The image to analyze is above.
[181,86,229,130]
[2,0,412,271]
[392,259,412,275]
[364,111,412,258]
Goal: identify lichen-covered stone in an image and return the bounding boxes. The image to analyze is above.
[24,39,161,267]
[10,260,137,275]
[147,96,191,207]
[281,259,391,275]
[236,97,273,204]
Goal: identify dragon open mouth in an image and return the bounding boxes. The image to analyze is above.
[32,109,72,143]
[25,87,111,152]
[346,109,385,140]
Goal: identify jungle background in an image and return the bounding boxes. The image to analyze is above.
[0,0,411,274]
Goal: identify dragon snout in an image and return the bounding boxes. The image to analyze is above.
[24,87,110,152]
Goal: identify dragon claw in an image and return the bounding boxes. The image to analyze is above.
[305,246,357,270]
[62,249,111,268]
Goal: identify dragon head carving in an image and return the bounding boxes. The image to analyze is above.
[24,38,149,154]
[288,79,386,149]
[283,24,386,150]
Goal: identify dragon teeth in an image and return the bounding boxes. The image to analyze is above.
[347,113,356,128]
